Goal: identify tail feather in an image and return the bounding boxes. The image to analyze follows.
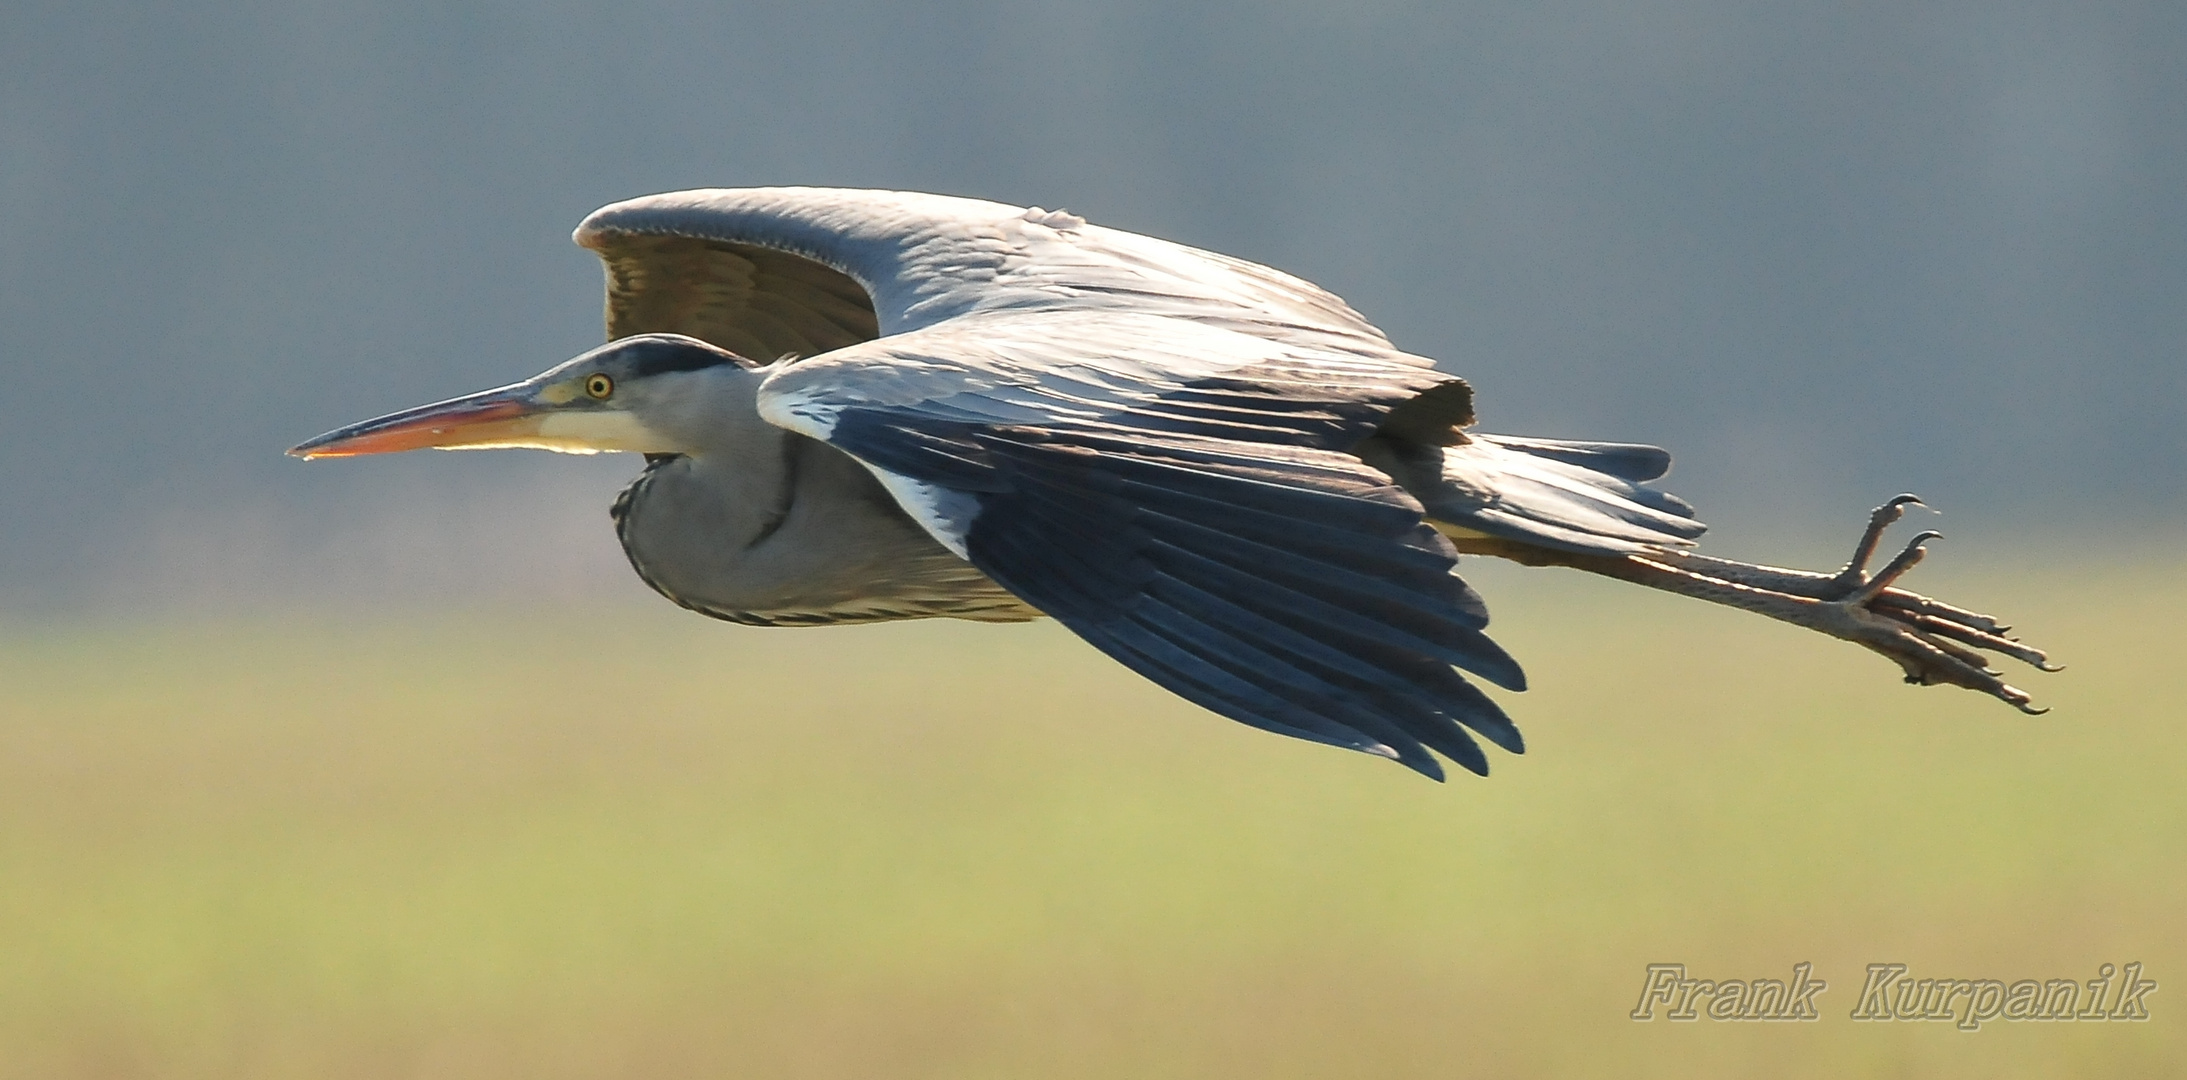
[1472,434,1673,484]
[1408,435,1707,557]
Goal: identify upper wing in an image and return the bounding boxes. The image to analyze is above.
[758,313,1527,780]
[575,187,1406,361]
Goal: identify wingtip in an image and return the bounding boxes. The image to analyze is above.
[1377,743,1451,782]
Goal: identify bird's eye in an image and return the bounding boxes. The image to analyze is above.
[585,374,614,399]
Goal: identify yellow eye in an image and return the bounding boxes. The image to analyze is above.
[585,374,614,400]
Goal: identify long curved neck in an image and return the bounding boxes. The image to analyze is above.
[609,364,799,611]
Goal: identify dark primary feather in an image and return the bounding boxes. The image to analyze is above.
[828,408,1526,780]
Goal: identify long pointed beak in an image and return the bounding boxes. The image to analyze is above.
[288,385,545,459]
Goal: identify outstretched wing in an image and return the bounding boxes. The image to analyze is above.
[758,314,1527,780]
[576,186,1527,778]
[575,187,1404,359]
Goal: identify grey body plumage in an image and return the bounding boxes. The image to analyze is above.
[291,187,2056,781]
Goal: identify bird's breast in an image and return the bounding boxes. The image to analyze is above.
[612,438,1039,626]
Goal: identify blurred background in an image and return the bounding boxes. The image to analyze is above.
[1,2,2181,1077]
[2,0,2181,611]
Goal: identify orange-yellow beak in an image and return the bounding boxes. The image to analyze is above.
[287,386,547,459]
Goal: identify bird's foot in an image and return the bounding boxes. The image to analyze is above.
[1783,512,2059,713]
[1624,495,2059,713]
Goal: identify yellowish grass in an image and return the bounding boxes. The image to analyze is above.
[1,552,2179,1078]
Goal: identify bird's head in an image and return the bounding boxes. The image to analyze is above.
[288,334,760,460]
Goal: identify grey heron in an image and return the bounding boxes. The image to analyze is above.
[290,187,2056,781]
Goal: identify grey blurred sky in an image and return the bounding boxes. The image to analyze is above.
[2,0,2180,613]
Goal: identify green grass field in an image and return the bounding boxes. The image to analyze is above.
[2,551,2180,1078]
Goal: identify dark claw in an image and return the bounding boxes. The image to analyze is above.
[1835,495,1933,592]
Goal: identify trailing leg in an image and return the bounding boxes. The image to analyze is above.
[1449,495,2059,713]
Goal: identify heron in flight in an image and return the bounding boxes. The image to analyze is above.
[291,187,2055,780]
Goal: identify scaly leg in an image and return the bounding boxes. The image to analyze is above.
[1454,495,2060,713]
